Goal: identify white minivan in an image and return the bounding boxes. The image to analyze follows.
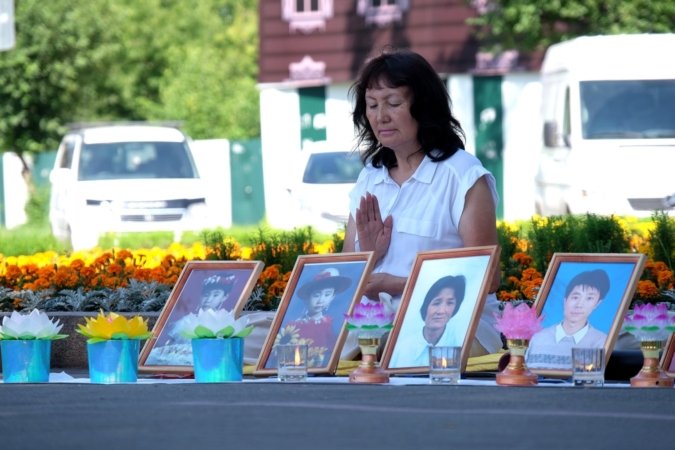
[534,34,675,216]
[49,124,215,250]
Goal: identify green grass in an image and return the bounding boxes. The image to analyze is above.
[0,222,337,257]
[0,223,68,256]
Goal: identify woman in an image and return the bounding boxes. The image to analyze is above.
[389,275,466,368]
[343,49,502,356]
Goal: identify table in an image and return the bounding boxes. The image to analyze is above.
[1,373,674,450]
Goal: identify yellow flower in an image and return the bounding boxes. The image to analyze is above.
[77,311,151,343]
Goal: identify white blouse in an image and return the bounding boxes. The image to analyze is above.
[348,149,503,354]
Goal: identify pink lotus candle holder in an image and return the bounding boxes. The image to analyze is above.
[622,303,675,388]
[345,301,395,384]
[493,302,544,386]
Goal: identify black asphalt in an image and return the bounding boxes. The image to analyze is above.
[1,377,674,450]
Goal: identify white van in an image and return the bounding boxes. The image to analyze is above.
[49,124,215,250]
[534,34,675,216]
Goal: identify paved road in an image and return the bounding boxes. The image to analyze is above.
[1,378,674,450]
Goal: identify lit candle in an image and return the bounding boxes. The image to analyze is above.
[429,346,460,385]
[277,344,308,382]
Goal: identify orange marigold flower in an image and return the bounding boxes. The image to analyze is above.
[521,267,542,282]
[651,261,669,273]
[521,281,542,300]
[116,249,133,260]
[636,280,661,299]
[108,262,123,276]
[32,278,51,290]
[70,259,86,270]
[497,291,517,301]
[512,252,533,267]
[656,269,674,290]
[262,264,281,281]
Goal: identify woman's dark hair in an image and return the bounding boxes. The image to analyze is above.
[419,275,466,320]
[349,49,465,169]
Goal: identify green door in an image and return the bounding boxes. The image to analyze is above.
[230,138,265,225]
[32,150,57,187]
[473,76,504,219]
[299,86,327,144]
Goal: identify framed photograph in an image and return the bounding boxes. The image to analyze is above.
[662,334,675,376]
[381,245,500,374]
[526,253,646,378]
[139,260,264,374]
[254,252,374,376]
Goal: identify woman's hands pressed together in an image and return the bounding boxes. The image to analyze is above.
[354,192,393,264]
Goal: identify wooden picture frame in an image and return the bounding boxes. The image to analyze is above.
[526,253,646,378]
[139,260,264,375]
[381,245,500,374]
[254,252,374,376]
[661,333,675,376]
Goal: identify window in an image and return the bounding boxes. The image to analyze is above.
[580,79,675,139]
[59,138,77,169]
[282,0,333,33]
[357,0,409,26]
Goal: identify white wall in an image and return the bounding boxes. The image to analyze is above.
[259,87,303,229]
[325,83,359,150]
[189,139,233,228]
[1,152,29,228]
[501,73,542,221]
[260,83,358,230]
[447,74,476,155]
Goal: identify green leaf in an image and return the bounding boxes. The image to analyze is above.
[217,325,235,338]
[18,334,37,340]
[111,332,129,340]
[640,326,660,332]
[234,326,254,338]
[195,325,215,339]
[50,334,70,340]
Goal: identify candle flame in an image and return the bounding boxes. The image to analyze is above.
[441,357,448,369]
[295,346,301,365]
[585,363,595,371]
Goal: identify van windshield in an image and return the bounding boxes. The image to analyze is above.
[580,79,675,139]
[302,152,363,184]
[78,141,198,180]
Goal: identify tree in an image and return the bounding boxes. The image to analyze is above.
[0,0,260,165]
[469,0,675,51]
[0,0,121,161]
[127,0,260,140]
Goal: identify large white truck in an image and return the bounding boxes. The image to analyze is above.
[534,34,675,216]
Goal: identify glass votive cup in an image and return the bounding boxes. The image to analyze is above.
[571,347,605,387]
[276,344,308,382]
[429,346,461,384]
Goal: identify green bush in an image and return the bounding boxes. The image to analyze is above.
[527,214,631,273]
[648,211,674,269]
[25,185,51,226]
[248,227,317,274]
